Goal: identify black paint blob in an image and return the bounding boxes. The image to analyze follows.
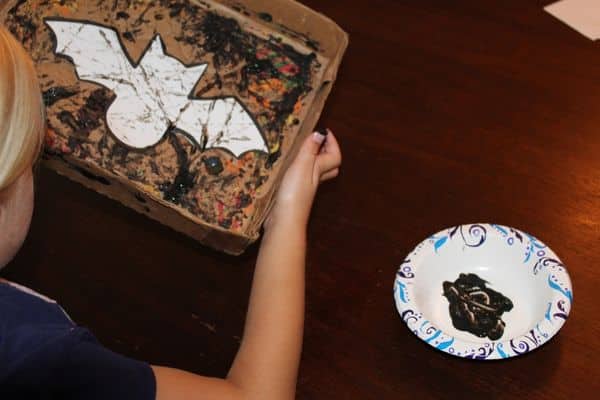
[442,273,513,341]
[203,156,224,175]
[42,86,78,106]
[258,12,273,22]
[160,133,196,204]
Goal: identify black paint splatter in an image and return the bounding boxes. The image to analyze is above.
[123,31,135,42]
[265,141,281,168]
[160,132,196,204]
[7,0,37,46]
[219,218,232,229]
[197,12,316,133]
[109,142,130,163]
[57,111,79,133]
[199,12,247,68]
[237,192,251,208]
[203,156,224,175]
[134,192,147,203]
[305,39,319,51]
[258,12,273,22]
[42,86,78,106]
[168,2,185,18]
[74,89,113,136]
[73,165,111,186]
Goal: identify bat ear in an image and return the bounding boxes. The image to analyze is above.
[149,35,165,53]
[45,20,79,52]
[140,34,208,90]
[141,35,169,63]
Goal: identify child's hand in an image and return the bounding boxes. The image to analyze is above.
[266,129,342,230]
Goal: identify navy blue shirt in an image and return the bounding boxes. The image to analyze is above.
[0,282,156,399]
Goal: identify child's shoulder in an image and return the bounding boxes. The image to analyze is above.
[0,282,155,399]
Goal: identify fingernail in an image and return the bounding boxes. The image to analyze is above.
[312,130,326,144]
[317,127,329,137]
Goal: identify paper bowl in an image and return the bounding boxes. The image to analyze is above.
[393,224,573,360]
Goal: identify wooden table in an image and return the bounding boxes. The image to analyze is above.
[4,0,599,398]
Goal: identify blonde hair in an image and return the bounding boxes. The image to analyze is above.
[0,26,45,192]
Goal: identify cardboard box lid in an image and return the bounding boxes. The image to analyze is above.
[1,0,348,253]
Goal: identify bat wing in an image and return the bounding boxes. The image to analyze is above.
[45,20,267,158]
[45,19,133,91]
[177,98,268,157]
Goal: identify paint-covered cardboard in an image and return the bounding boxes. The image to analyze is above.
[1,0,348,254]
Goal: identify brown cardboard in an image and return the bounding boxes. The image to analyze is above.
[1,0,348,255]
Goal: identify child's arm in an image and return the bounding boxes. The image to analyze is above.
[152,130,342,400]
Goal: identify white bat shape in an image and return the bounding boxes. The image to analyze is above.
[45,19,268,157]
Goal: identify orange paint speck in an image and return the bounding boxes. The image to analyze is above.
[56,5,71,16]
[293,100,303,114]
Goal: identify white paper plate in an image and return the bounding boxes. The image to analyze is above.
[393,224,573,360]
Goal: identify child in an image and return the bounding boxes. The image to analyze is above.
[0,26,342,399]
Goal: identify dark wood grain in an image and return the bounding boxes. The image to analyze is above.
[3,0,599,398]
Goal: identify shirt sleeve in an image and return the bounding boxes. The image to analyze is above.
[61,331,157,400]
[1,326,156,400]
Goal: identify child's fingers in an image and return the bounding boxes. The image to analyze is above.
[298,130,328,160]
[316,133,342,173]
[320,168,339,182]
[320,132,341,164]
[321,130,340,156]
[316,155,340,175]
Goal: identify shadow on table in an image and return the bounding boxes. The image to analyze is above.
[385,324,564,399]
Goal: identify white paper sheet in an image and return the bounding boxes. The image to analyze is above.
[545,0,600,40]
